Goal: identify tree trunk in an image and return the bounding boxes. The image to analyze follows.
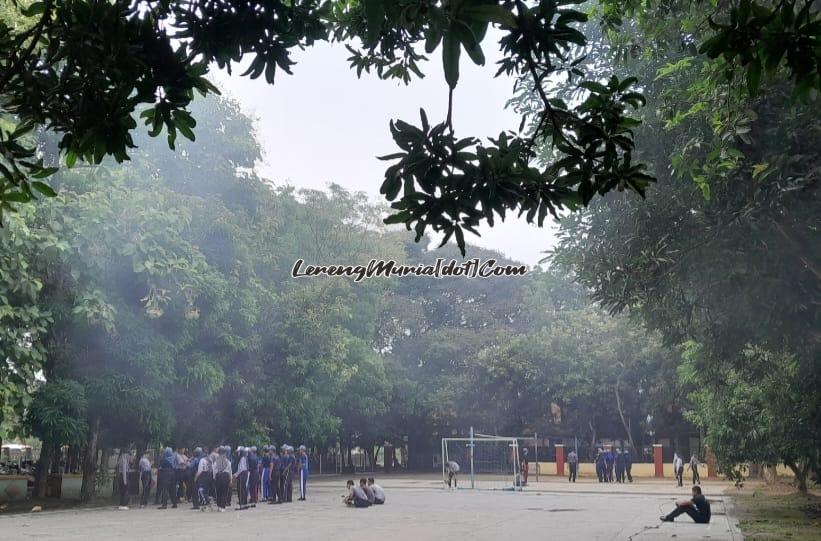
[615,373,636,450]
[588,420,597,450]
[34,442,53,498]
[80,416,101,503]
[786,460,809,495]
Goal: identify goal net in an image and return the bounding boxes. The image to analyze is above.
[442,436,522,491]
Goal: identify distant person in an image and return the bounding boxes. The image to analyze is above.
[567,449,578,482]
[174,447,189,502]
[624,449,633,482]
[248,446,260,506]
[269,447,282,504]
[138,452,152,508]
[194,448,213,511]
[213,446,232,512]
[117,450,132,510]
[446,460,460,488]
[189,447,202,509]
[368,477,385,504]
[605,448,615,482]
[660,485,711,523]
[361,478,376,505]
[343,479,370,508]
[689,454,700,485]
[283,445,296,502]
[298,445,309,501]
[673,453,684,487]
[261,446,272,502]
[157,447,178,509]
[615,449,625,483]
[234,446,249,510]
[521,447,529,485]
[595,448,605,482]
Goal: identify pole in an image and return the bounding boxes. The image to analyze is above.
[535,432,539,483]
[441,439,446,489]
[469,426,475,489]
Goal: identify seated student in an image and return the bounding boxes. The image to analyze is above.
[367,478,385,504]
[343,479,371,508]
[660,485,711,523]
[360,478,375,505]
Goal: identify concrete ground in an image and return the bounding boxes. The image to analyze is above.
[0,475,742,541]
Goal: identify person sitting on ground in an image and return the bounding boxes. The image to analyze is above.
[367,477,385,504]
[360,478,375,505]
[343,479,371,508]
[660,485,711,523]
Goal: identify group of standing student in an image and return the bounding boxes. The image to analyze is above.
[594,448,633,483]
[674,453,701,487]
[118,444,309,511]
[343,478,386,508]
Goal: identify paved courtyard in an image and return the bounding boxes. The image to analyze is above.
[0,476,742,541]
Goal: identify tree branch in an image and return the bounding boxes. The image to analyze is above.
[0,0,53,94]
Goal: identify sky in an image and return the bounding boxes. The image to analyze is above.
[215,37,559,266]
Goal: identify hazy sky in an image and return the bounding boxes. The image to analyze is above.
[216,38,559,266]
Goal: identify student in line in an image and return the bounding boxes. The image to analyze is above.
[157,447,178,509]
[298,445,309,501]
[234,447,249,510]
[343,479,371,508]
[367,478,385,504]
[660,485,711,523]
[213,446,232,512]
[138,452,152,508]
[194,447,213,511]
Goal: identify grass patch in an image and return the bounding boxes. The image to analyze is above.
[734,489,821,541]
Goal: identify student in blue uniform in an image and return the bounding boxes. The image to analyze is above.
[595,448,605,483]
[615,449,626,483]
[604,448,615,482]
[261,446,272,502]
[298,445,309,501]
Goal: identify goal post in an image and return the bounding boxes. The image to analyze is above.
[442,434,522,491]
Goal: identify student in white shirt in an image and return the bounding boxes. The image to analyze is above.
[367,477,385,504]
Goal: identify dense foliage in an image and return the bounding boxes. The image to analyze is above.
[0,93,691,499]
[545,1,820,492]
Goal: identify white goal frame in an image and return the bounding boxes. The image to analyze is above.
[441,431,522,491]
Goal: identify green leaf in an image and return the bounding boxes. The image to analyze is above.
[746,59,762,96]
[31,181,57,197]
[462,4,516,27]
[442,33,461,89]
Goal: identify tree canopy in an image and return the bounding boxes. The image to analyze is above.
[1,0,818,254]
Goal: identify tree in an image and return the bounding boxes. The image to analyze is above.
[22,379,87,497]
[548,1,820,490]
[5,1,816,254]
